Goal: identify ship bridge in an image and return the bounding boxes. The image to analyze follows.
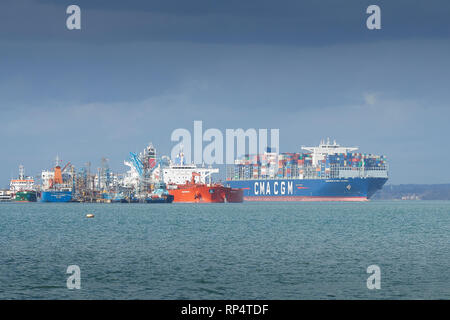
[301,138,358,166]
[164,151,218,184]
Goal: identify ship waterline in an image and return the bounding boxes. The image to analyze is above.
[226,140,388,201]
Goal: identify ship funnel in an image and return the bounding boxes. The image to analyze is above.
[55,155,61,168]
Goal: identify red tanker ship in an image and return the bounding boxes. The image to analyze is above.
[168,172,243,203]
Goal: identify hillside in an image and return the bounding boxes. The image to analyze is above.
[373,184,450,200]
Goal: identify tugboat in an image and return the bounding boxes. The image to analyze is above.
[145,181,174,203]
[10,165,37,202]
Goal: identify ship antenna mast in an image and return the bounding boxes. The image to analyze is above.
[19,165,24,180]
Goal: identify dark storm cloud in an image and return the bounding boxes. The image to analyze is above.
[2,0,450,45]
[0,0,449,185]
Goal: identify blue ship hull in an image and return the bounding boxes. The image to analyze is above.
[41,191,72,202]
[225,177,387,201]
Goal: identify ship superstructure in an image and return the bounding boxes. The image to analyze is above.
[162,150,218,185]
[10,165,35,192]
[10,165,37,202]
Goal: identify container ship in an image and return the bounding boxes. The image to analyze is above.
[225,139,388,201]
[162,151,243,203]
[10,165,37,202]
[40,156,73,202]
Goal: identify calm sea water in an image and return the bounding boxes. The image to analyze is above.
[0,201,448,299]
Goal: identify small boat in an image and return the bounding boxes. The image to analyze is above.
[145,182,174,203]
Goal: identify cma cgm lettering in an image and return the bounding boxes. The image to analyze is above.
[227,178,387,201]
[254,181,294,195]
[225,140,388,202]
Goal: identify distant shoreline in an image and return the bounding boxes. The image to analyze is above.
[372,184,450,200]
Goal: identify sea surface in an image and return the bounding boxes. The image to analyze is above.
[0,201,449,300]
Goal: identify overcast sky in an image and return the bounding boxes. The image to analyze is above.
[1,0,449,185]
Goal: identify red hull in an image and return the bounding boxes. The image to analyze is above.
[169,184,243,203]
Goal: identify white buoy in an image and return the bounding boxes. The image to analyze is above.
[86,213,94,218]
